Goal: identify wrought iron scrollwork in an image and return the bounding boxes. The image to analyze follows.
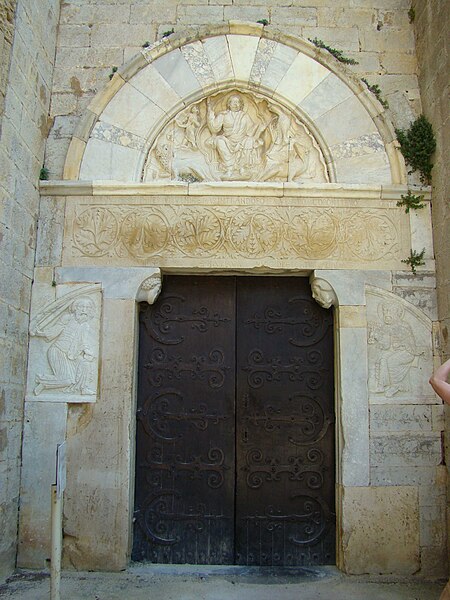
[141,294,231,345]
[242,394,333,445]
[144,347,229,388]
[242,495,331,546]
[243,349,326,390]
[142,447,228,489]
[246,298,332,347]
[138,390,229,440]
[242,447,324,490]
[137,490,230,546]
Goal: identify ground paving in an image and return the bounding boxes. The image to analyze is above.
[0,566,446,600]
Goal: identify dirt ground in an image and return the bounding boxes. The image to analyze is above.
[0,565,446,600]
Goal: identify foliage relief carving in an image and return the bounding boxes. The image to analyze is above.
[71,204,401,264]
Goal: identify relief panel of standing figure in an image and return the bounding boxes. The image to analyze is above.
[143,90,329,183]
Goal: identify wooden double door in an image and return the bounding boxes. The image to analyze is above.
[133,276,335,566]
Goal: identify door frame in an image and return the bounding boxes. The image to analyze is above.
[125,267,371,571]
[50,264,374,572]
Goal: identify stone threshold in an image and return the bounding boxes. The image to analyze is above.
[127,563,338,582]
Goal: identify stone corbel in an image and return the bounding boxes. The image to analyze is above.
[309,273,338,309]
[55,266,162,302]
[136,271,162,305]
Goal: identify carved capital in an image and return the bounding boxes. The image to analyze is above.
[309,275,337,309]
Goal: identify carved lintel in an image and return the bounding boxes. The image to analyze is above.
[309,275,337,310]
[137,271,162,305]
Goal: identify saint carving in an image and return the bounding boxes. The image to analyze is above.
[29,287,100,400]
[143,90,328,183]
[206,94,264,178]
[368,302,424,397]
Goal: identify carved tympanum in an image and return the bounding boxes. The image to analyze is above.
[143,91,329,183]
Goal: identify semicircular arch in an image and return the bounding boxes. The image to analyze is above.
[64,23,405,185]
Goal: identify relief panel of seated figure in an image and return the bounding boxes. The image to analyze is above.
[143,90,329,183]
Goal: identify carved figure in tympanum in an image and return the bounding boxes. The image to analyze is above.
[143,91,329,183]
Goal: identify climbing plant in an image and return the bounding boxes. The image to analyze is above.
[396,190,425,213]
[361,78,389,109]
[402,248,426,275]
[39,166,49,180]
[308,38,358,65]
[395,115,436,184]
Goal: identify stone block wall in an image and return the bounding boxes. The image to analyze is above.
[3,0,444,578]
[46,0,422,181]
[0,0,59,579]
[0,1,17,120]
[414,2,449,358]
[414,0,450,571]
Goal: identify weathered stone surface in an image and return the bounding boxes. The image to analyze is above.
[367,287,435,404]
[341,486,419,575]
[55,266,160,300]
[17,401,68,568]
[26,284,102,404]
[370,433,442,467]
[153,48,201,97]
[299,73,352,120]
[276,51,329,106]
[4,0,445,581]
[130,63,183,110]
[79,137,141,180]
[338,328,369,486]
[62,195,409,271]
[415,0,450,369]
[370,465,446,487]
[143,90,329,183]
[370,404,435,433]
[314,270,392,305]
[1,0,59,578]
[101,83,165,138]
[35,196,66,267]
[63,299,135,570]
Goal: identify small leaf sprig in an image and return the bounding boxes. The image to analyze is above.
[402,248,426,274]
[396,190,425,213]
[308,38,358,65]
[362,78,389,109]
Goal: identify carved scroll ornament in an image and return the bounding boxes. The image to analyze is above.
[69,204,401,266]
[143,91,329,183]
